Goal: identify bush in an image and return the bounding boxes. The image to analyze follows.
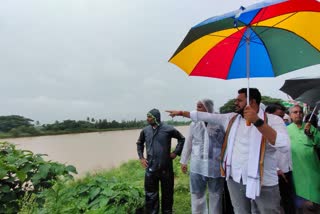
[0,142,76,213]
[22,175,144,213]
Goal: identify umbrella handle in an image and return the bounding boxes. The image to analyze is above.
[308,103,319,122]
[246,120,251,126]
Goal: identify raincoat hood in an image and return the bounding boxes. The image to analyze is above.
[147,108,161,125]
[200,99,214,113]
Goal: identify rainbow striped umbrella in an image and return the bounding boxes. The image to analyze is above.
[169,0,320,80]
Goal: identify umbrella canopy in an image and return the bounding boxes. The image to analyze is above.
[280,76,320,106]
[296,89,320,107]
[169,0,320,80]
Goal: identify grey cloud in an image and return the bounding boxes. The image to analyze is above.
[0,0,319,123]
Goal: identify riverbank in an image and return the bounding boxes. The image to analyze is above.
[0,120,191,139]
[0,127,143,139]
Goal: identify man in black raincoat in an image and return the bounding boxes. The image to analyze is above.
[137,108,185,214]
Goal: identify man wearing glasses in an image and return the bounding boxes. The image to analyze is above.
[265,103,295,214]
[288,105,320,212]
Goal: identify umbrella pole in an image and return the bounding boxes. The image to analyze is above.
[246,29,250,105]
[308,103,319,122]
[246,29,251,126]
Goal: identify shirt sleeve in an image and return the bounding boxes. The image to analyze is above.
[180,124,193,165]
[190,111,234,129]
[172,128,185,156]
[268,114,290,152]
[136,130,145,159]
[311,125,320,147]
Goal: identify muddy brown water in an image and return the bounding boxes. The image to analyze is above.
[5,126,189,177]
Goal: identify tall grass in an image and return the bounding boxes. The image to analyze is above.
[99,158,192,214]
[99,157,191,214]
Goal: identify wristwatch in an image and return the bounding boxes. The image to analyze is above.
[253,118,264,127]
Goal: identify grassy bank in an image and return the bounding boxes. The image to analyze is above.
[82,159,192,213]
[20,158,191,213]
[1,141,191,213]
[98,159,192,213]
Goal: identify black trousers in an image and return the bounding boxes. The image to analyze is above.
[144,168,174,214]
[278,171,296,214]
[222,180,234,214]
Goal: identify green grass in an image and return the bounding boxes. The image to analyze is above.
[97,158,192,214]
[19,157,192,213]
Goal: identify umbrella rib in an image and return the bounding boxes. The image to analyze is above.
[206,19,247,41]
[208,29,264,49]
[207,33,265,48]
[207,33,243,41]
[251,12,298,39]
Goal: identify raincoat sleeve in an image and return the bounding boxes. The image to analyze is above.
[136,130,145,159]
[172,128,185,156]
[190,111,234,129]
[180,124,193,165]
[268,114,290,152]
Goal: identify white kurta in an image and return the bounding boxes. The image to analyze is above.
[190,111,290,186]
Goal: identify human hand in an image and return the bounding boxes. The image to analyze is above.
[181,164,188,174]
[304,122,314,139]
[304,122,312,135]
[244,105,259,124]
[170,152,177,159]
[140,158,148,169]
[277,170,288,183]
[166,110,181,118]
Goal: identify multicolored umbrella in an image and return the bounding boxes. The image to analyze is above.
[169,0,320,80]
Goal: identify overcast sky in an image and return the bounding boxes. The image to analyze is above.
[0,0,319,124]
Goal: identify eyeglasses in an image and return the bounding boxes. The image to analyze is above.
[292,111,303,114]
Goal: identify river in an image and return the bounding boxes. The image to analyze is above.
[5,126,189,177]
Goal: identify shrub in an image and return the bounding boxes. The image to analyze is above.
[22,175,144,213]
[0,142,76,213]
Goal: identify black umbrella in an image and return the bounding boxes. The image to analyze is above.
[279,76,320,107]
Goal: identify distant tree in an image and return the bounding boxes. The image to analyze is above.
[110,120,120,128]
[166,120,191,126]
[96,119,108,129]
[0,115,33,132]
[9,126,40,137]
[91,118,95,123]
[219,96,286,113]
[261,96,284,106]
[219,99,236,113]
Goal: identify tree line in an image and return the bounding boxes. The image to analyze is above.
[0,96,286,138]
[219,96,286,113]
[0,115,190,138]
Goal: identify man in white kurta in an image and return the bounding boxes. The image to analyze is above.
[167,88,290,214]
